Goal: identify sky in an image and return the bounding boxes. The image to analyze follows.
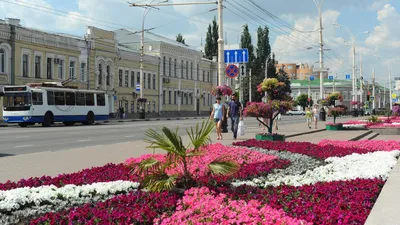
[1,0,400,90]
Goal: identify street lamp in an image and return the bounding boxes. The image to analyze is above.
[333,22,368,103]
[312,0,326,100]
[374,55,397,110]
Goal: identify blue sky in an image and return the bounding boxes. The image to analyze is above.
[0,0,399,89]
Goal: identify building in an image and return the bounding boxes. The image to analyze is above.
[0,18,220,120]
[275,62,315,80]
[114,29,216,117]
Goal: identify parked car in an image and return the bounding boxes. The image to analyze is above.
[286,109,306,116]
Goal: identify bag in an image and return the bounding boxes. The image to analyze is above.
[238,121,245,136]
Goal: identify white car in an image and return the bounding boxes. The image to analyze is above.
[287,110,305,116]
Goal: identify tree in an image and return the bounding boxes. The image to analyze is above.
[176,33,185,44]
[129,120,239,192]
[240,24,256,102]
[204,17,218,60]
[297,93,313,110]
[276,69,292,95]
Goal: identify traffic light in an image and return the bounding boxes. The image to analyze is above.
[367,94,370,101]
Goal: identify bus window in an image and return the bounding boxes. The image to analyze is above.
[47,91,55,105]
[96,94,105,106]
[85,93,94,106]
[76,92,85,106]
[32,92,43,105]
[66,92,76,106]
[54,92,65,105]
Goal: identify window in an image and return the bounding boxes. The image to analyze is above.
[190,62,193,80]
[186,61,188,79]
[143,73,146,89]
[207,72,210,82]
[106,65,110,85]
[168,90,172,104]
[54,92,65,105]
[0,49,4,73]
[66,92,75,106]
[76,93,86,105]
[174,91,177,104]
[85,93,95,106]
[162,90,166,104]
[131,101,135,113]
[163,56,166,75]
[47,91,55,105]
[181,93,183,104]
[196,64,199,81]
[181,60,183,78]
[190,94,193,105]
[174,59,177,77]
[47,58,52,79]
[168,57,171,76]
[203,95,205,106]
[131,71,135,88]
[186,95,188,105]
[125,70,129,87]
[202,71,205,81]
[96,93,106,106]
[153,74,156,89]
[69,61,75,79]
[58,60,64,80]
[147,74,151,89]
[137,72,140,84]
[23,54,29,77]
[98,64,103,85]
[32,92,43,105]
[153,101,156,112]
[34,56,41,78]
[80,63,86,82]
[118,69,123,87]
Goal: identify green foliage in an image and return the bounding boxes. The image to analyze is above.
[204,17,218,60]
[367,115,381,123]
[296,93,313,110]
[130,120,240,192]
[176,33,185,44]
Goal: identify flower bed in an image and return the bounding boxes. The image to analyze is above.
[0,163,136,191]
[319,140,400,151]
[233,139,400,160]
[0,181,139,224]
[155,187,311,225]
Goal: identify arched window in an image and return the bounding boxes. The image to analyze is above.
[0,49,5,73]
[106,65,110,86]
[186,61,188,79]
[174,59,177,77]
[181,60,183,78]
[196,64,199,81]
[190,62,193,80]
[163,56,166,76]
[98,64,102,85]
[169,57,171,76]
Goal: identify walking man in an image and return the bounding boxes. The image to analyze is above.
[227,94,243,140]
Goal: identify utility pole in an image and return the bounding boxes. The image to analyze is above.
[313,0,326,100]
[333,73,337,93]
[217,0,224,87]
[249,69,252,102]
[389,65,393,110]
[372,68,375,110]
[359,55,363,102]
[308,75,311,105]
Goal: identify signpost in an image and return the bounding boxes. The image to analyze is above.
[345,74,351,80]
[136,83,140,93]
[224,49,249,64]
[225,64,239,78]
[392,93,397,99]
[328,75,334,80]
[310,76,315,81]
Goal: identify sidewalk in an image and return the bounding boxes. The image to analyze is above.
[0,117,369,183]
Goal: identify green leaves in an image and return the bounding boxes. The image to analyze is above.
[187,119,215,151]
[208,161,240,176]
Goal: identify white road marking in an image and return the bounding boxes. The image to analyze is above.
[14,145,34,148]
[124,135,136,138]
[78,139,91,142]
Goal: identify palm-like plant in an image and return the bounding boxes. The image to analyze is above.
[129,120,240,192]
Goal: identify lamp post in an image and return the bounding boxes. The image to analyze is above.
[312,0,326,100]
[333,23,368,103]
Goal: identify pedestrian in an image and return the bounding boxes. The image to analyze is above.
[313,104,319,129]
[305,107,312,129]
[273,113,281,130]
[227,94,243,140]
[210,97,225,140]
[120,107,125,119]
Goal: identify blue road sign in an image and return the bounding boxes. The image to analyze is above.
[370,96,374,100]
[328,75,334,80]
[136,83,140,92]
[345,74,351,80]
[310,76,315,81]
[224,49,249,64]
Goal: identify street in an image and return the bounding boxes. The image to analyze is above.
[0,116,307,156]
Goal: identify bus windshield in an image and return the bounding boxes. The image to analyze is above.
[3,92,31,107]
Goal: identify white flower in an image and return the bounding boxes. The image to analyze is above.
[0,180,139,225]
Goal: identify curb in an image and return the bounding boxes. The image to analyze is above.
[104,117,207,123]
[349,130,373,141]
[286,129,325,138]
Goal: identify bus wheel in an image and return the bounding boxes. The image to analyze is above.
[18,123,28,127]
[63,122,75,126]
[42,112,53,127]
[84,112,95,125]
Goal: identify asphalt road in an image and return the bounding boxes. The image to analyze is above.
[0,116,306,156]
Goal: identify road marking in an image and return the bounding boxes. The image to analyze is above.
[124,135,136,138]
[78,139,91,142]
[16,136,31,138]
[14,144,34,148]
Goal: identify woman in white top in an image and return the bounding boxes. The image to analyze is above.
[313,105,320,129]
[210,97,225,140]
